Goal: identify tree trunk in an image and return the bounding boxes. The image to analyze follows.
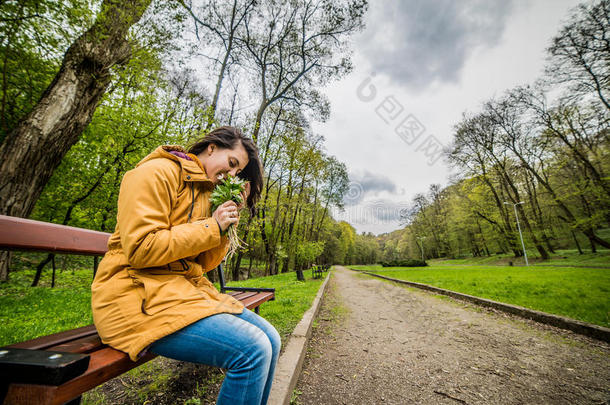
[571,230,583,255]
[32,253,54,287]
[480,174,521,256]
[524,170,555,254]
[511,147,610,249]
[232,215,254,280]
[93,256,99,279]
[588,233,597,253]
[251,102,267,144]
[0,0,150,279]
[0,251,11,282]
[494,161,549,260]
[206,33,234,130]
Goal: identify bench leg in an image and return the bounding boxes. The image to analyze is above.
[0,382,8,405]
[254,306,260,314]
[65,396,82,405]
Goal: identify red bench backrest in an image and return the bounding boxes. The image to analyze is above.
[0,215,109,256]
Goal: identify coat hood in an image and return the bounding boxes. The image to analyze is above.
[137,145,215,188]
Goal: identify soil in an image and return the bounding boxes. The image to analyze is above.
[294,266,610,405]
[84,357,225,404]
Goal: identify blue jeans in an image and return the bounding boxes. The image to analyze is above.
[149,309,281,405]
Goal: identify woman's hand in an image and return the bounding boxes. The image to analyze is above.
[212,201,240,233]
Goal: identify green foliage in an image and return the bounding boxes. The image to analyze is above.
[210,174,246,212]
[0,0,98,142]
[296,241,325,265]
[388,3,610,263]
[30,42,211,231]
[1,0,367,283]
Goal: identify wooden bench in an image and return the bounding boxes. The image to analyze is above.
[311,264,331,279]
[0,214,275,405]
[311,264,322,279]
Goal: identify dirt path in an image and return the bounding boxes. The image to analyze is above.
[294,266,610,405]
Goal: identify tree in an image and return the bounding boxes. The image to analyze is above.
[316,156,348,237]
[546,0,610,110]
[0,1,98,143]
[0,0,153,280]
[240,0,367,142]
[448,113,523,256]
[179,0,256,128]
[0,0,152,218]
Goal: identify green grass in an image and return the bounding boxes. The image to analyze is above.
[350,264,610,327]
[221,270,326,343]
[0,267,326,347]
[0,269,94,346]
[531,249,610,267]
[429,249,610,268]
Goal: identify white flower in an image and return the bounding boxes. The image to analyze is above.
[217,173,225,181]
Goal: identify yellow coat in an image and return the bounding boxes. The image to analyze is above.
[91,145,244,361]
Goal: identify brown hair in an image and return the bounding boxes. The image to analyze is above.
[188,126,263,215]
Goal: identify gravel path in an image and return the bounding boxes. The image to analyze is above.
[294,266,610,405]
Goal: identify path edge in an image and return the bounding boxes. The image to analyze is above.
[268,271,332,405]
[353,269,610,343]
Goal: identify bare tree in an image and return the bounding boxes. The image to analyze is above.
[179,0,256,128]
[240,0,367,142]
[486,93,610,250]
[546,0,610,109]
[449,113,523,257]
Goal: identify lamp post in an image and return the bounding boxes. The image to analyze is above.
[504,201,528,266]
[417,236,426,262]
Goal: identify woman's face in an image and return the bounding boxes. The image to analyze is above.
[198,142,249,184]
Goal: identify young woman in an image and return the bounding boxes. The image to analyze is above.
[91,126,280,405]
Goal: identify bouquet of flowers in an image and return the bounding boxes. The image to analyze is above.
[210,174,248,261]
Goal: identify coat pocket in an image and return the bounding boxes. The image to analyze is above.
[127,269,205,316]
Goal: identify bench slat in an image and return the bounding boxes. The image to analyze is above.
[0,215,109,256]
[240,292,275,309]
[6,325,98,351]
[47,335,102,355]
[4,293,273,357]
[230,291,258,301]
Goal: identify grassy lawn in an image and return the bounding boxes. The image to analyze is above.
[428,249,610,268]
[220,270,325,342]
[0,268,325,347]
[0,269,94,346]
[350,264,609,327]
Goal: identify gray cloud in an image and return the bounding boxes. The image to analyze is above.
[332,198,410,225]
[358,0,514,90]
[365,199,410,223]
[343,170,398,206]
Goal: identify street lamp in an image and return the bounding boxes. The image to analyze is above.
[417,236,426,262]
[504,201,528,266]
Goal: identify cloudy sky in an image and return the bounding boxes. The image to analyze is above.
[314,0,581,235]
